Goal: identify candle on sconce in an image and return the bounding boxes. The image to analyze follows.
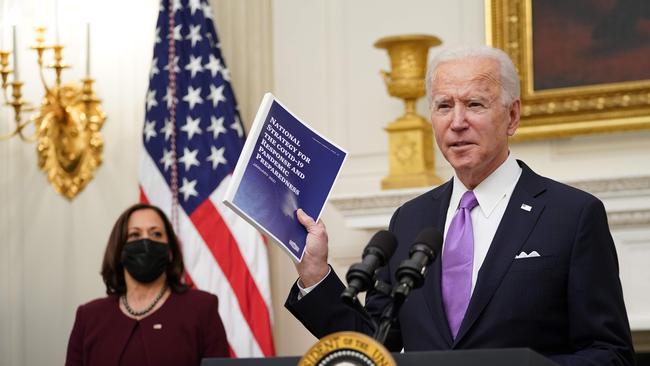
[54,0,60,44]
[85,23,90,78]
[1,1,6,50]
[12,25,19,80]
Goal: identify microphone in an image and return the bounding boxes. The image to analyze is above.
[373,227,443,344]
[393,227,443,299]
[341,230,398,305]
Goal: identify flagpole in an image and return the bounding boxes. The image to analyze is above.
[167,0,179,232]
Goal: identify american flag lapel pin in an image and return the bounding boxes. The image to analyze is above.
[520,203,532,212]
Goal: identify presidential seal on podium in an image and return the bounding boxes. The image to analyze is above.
[298,331,396,366]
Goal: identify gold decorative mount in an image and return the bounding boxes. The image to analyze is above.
[1,26,105,200]
[374,34,443,190]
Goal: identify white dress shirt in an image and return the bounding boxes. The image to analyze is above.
[299,155,522,298]
[443,154,522,294]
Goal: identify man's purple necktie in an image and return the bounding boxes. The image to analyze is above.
[442,190,479,339]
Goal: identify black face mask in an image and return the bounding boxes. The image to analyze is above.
[121,239,171,283]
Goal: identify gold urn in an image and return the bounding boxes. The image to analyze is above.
[374,34,442,189]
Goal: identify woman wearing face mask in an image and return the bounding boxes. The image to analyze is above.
[65,203,229,366]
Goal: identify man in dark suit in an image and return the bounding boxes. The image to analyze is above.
[285,46,635,366]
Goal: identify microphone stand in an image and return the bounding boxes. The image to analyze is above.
[372,280,413,344]
[343,228,442,347]
[372,260,422,345]
[342,266,422,345]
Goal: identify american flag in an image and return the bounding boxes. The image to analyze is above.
[138,0,275,357]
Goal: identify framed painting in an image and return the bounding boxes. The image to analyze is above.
[486,0,650,140]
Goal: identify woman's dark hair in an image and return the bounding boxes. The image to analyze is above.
[101,203,188,295]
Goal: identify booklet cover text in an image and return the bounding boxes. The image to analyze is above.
[223,93,347,262]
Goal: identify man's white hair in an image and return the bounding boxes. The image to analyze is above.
[425,45,520,106]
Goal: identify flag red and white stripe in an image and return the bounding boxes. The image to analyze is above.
[138,0,275,357]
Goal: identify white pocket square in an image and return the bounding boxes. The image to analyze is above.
[515,251,540,259]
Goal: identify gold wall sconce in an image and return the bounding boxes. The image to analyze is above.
[1,25,105,199]
[375,34,442,190]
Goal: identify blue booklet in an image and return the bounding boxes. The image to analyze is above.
[223,93,347,262]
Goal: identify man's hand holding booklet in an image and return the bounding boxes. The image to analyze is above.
[223,93,347,262]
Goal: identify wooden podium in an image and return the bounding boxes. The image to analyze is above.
[202,348,558,366]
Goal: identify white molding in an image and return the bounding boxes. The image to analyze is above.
[330,176,650,230]
[571,176,650,200]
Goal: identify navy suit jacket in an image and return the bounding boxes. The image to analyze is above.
[286,161,634,366]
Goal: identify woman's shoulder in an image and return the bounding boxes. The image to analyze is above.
[174,288,218,301]
[172,288,220,308]
[79,295,118,311]
[74,295,120,323]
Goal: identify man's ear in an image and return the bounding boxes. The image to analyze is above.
[506,99,521,136]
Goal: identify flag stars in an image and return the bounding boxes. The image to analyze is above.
[207,84,226,107]
[160,119,173,141]
[179,177,198,201]
[179,147,200,171]
[154,28,161,44]
[164,56,181,73]
[146,90,158,111]
[149,57,159,79]
[202,2,214,19]
[172,24,183,41]
[181,116,202,140]
[204,54,223,77]
[206,32,215,48]
[207,146,227,170]
[185,55,203,78]
[221,67,231,82]
[182,86,203,109]
[144,4,249,209]
[207,116,226,139]
[189,0,202,15]
[163,88,177,109]
[159,149,174,171]
[143,120,157,142]
[186,24,203,47]
[231,116,244,137]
